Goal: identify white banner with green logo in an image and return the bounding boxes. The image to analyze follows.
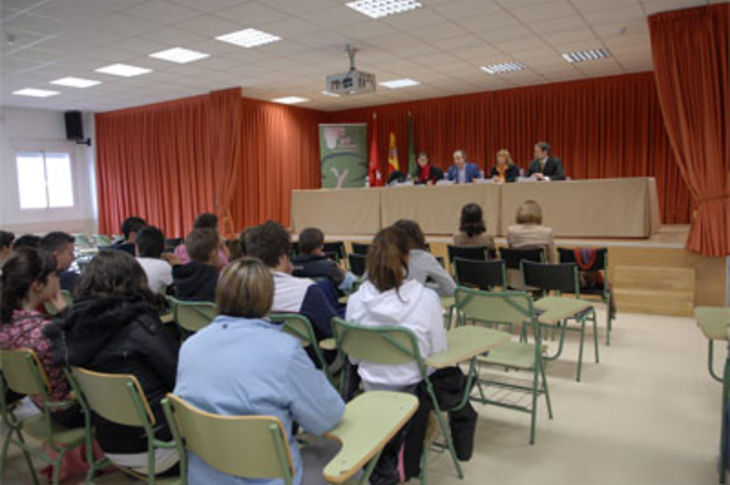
[319,123,368,188]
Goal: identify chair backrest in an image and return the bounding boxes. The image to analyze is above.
[557,247,607,272]
[453,258,506,290]
[454,288,535,327]
[162,393,294,482]
[168,297,218,332]
[499,247,545,269]
[351,243,371,255]
[332,317,423,368]
[270,313,316,347]
[521,260,579,295]
[0,349,50,396]
[71,367,155,427]
[322,241,346,261]
[447,245,490,263]
[348,253,367,277]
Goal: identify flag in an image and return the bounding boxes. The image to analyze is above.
[408,112,415,178]
[368,115,383,186]
[387,131,399,174]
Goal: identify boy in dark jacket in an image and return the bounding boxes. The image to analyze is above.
[292,227,357,292]
[172,229,219,301]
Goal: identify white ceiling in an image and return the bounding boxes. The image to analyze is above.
[0,0,719,112]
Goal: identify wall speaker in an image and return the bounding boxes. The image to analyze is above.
[64,111,91,146]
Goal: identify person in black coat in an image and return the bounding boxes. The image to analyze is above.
[526,141,566,181]
[172,228,219,301]
[43,250,179,476]
[488,149,521,183]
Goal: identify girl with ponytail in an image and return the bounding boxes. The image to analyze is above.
[346,226,478,484]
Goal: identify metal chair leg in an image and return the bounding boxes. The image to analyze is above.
[540,361,553,419]
[592,311,600,364]
[576,319,586,382]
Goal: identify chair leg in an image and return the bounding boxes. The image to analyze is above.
[605,295,612,346]
[540,361,553,420]
[529,362,539,445]
[420,445,429,485]
[433,408,463,479]
[576,319,586,382]
[52,448,67,485]
[592,311,600,364]
[0,429,12,476]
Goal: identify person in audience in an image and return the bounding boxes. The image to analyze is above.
[174,213,230,271]
[453,203,496,250]
[488,149,520,183]
[526,142,565,181]
[414,152,443,185]
[244,221,341,340]
[446,149,481,184]
[174,257,345,485]
[393,219,455,297]
[346,226,478,483]
[172,229,220,301]
[0,231,14,263]
[40,231,79,292]
[12,234,42,249]
[113,217,146,255]
[0,247,82,426]
[135,226,175,295]
[43,250,179,476]
[225,238,244,261]
[506,200,555,262]
[292,227,357,293]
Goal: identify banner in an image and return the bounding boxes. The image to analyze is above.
[319,123,368,188]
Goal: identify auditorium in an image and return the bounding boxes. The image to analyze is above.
[0,1,728,484]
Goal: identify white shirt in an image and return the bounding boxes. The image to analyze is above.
[136,257,173,294]
[271,271,314,313]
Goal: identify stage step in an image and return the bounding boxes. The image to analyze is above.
[612,266,695,316]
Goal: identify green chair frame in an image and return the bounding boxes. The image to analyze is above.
[162,393,296,485]
[0,349,102,485]
[454,288,553,444]
[166,296,217,339]
[270,313,334,385]
[331,317,474,483]
[68,367,180,485]
[520,261,599,382]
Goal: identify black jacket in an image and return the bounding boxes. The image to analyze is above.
[488,164,520,182]
[43,296,179,454]
[292,254,344,287]
[526,157,565,180]
[172,261,217,301]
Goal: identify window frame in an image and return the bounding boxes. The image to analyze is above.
[12,142,78,213]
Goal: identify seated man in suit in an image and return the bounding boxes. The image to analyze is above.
[526,142,565,181]
[447,149,482,184]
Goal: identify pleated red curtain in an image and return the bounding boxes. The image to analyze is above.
[649,4,729,256]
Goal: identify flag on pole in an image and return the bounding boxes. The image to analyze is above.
[387,131,399,174]
[368,114,383,186]
[408,112,415,179]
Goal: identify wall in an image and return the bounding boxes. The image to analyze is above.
[0,106,97,235]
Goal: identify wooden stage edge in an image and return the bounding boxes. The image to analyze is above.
[296,225,728,316]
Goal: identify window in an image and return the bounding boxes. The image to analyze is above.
[16,151,74,209]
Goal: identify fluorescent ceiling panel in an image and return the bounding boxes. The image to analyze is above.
[216,28,281,48]
[95,63,152,77]
[346,0,422,19]
[50,77,102,88]
[149,47,210,63]
[13,88,60,97]
[272,96,309,104]
[480,62,526,74]
[562,48,611,63]
[379,78,420,89]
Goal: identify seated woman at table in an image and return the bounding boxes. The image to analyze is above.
[394,219,455,297]
[414,152,444,185]
[346,226,478,484]
[453,203,495,250]
[488,149,520,183]
[507,200,555,263]
[174,257,345,485]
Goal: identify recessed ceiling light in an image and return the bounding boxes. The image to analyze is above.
[149,47,210,64]
[272,96,309,105]
[562,48,611,63]
[95,63,152,77]
[480,62,526,74]
[13,88,59,98]
[346,0,422,19]
[50,77,102,88]
[321,90,340,98]
[216,28,281,48]
[379,78,420,89]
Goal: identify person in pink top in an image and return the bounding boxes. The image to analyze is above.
[174,213,229,271]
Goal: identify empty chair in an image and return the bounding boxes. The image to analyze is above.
[351,242,371,255]
[499,247,545,289]
[348,253,367,277]
[322,241,346,261]
[453,258,507,290]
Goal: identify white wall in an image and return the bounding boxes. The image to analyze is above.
[0,106,97,235]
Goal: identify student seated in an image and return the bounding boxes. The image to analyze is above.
[43,250,179,476]
[0,230,14,263]
[506,200,555,261]
[346,226,477,483]
[12,234,42,250]
[0,248,82,426]
[174,257,345,485]
[40,231,79,292]
[135,226,174,295]
[453,203,496,250]
[113,217,146,255]
[172,229,220,301]
[174,213,229,271]
[292,227,357,293]
[393,219,456,297]
[244,221,341,340]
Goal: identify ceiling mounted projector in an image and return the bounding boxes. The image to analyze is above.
[325,44,376,96]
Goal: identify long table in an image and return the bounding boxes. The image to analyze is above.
[290,177,660,238]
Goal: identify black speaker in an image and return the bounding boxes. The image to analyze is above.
[64,111,91,146]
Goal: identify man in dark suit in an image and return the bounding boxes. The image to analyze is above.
[526,142,565,181]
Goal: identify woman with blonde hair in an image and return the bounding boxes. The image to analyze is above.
[488,149,520,183]
[506,200,555,262]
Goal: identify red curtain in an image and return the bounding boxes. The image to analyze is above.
[649,4,729,256]
[326,72,691,224]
